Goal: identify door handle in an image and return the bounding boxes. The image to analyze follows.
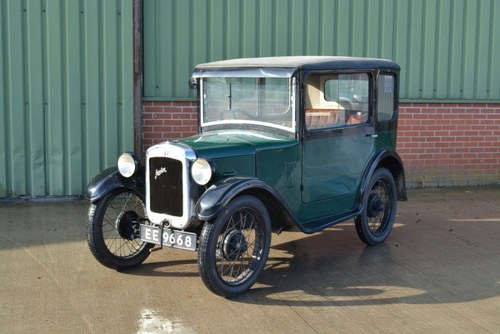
[365,133,378,138]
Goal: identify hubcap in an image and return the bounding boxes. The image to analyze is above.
[116,211,139,240]
[222,230,248,261]
[367,193,385,218]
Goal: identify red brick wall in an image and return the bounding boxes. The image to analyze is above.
[142,101,198,153]
[143,101,500,187]
[398,103,500,187]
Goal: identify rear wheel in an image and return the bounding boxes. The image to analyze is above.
[355,168,397,245]
[198,195,271,298]
[87,189,153,270]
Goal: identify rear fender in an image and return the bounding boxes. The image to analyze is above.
[361,150,407,201]
[86,167,145,203]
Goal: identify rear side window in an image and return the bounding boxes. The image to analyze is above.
[377,74,396,121]
[305,73,370,130]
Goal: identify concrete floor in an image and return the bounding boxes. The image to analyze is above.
[1,186,499,333]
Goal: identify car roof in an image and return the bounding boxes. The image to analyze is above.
[194,56,400,72]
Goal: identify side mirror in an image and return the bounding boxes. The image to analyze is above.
[189,77,198,89]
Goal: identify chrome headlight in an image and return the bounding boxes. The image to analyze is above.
[191,158,216,185]
[117,153,139,178]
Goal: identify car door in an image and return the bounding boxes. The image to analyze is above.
[300,72,376,221]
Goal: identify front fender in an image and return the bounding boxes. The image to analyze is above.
[86,167,145,203]
[195,177,282,221]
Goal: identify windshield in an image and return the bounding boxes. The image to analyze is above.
[200,77,295,132]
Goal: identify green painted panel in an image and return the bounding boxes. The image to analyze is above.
[421,0,437,99]
[276,0,291,55]
[475,0,493,100]
[490,0,500,100]
[84,0,103,188]
[449,0,465,100]
[65,0,84,195]
[435,0,452,100]
[45,0,65,195]
[143,0,499,102]
[142,0,157,97]
[25,0,47,195]
[192,0,209,64]
[0,0,6,197]
[4,0,28,196]
[0,0,134,197]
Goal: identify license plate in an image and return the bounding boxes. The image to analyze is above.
[140,225,197,251]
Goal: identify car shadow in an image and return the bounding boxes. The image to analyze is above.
[122,219,499,308]
[123,259,200,278]
[230,224,500,306]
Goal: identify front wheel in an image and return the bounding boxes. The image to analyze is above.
[198,195,272,298]
[87,189,153,270]
[355,168,397,246]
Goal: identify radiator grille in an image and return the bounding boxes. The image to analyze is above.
[148,157,183,217]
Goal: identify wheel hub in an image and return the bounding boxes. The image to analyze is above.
[116,211,140,240]
[222,230,248,261]
[367,194,385,218]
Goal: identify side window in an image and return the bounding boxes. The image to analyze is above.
[305,73,370,130]
[377,74,396,121]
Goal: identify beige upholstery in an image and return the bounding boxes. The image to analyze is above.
[306,109,342,129]
[305,75,346,129]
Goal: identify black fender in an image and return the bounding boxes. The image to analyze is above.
[195,177,296,226]
[86,166,145,203]
[360,150,407,202]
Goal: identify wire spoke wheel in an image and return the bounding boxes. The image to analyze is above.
[198,195,271,298]
[101,191,145,257]
[366,178,392,235]
[216,208,262,284]
[355,168,397,245]
[87,189,152,270]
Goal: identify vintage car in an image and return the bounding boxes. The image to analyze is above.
[86,56,407,297]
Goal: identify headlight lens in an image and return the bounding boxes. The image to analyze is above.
[191,158,215,186]
[117,153,139,178]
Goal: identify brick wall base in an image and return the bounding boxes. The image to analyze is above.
[398,103,500,187]
[143,101,500,188]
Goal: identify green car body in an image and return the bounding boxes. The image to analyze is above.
[86,56,407,297]
[180,56,406,233]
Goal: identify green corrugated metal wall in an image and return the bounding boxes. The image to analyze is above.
[1,0,499,197]
[0,0,134,197]
[143,0,500,102]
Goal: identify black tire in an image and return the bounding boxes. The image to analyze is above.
[355,168,397,246]
[87,189,153,270]
[198,195,272,298]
